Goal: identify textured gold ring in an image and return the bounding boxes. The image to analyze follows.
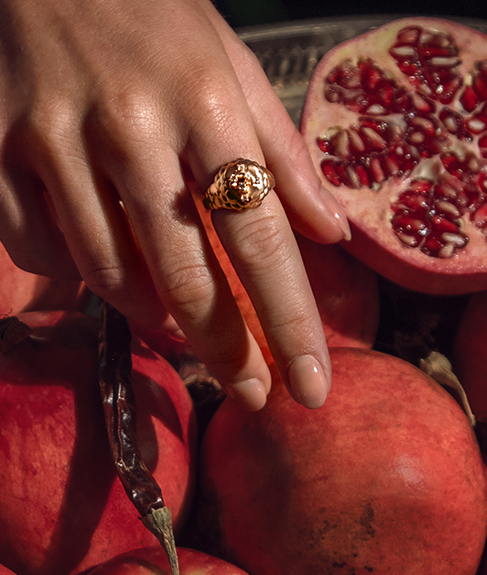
[204,159,275,211]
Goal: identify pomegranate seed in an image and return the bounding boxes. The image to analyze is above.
[325,86,342,104]
[435,200,461,218]
[441,232,468,247]
[354,164,370,187]
[437,241,457,258]
[428,56,461,69]
[369,156,385,184]
[479,173,487,193]
[332,130,351,159]
[321,160,341,187]
[317,137,332,154]
[348,127,366,154]
[410,92,435,113]
[362,126,387,151]
[473,69,487,100]
[396,26,422,44]
[430,215,460,233]
[479,134,487,158]
[460,85,479,112]
[421,235,444,257]
[472,203,487,228]
[466,117,487,134]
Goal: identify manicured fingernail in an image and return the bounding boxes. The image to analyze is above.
[225,378,268,411]
[320,188,352,241]
[288,355,329,409]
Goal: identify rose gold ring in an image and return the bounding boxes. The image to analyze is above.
[203,159,275,211]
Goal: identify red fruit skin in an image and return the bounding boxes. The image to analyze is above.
[88,546,250,574]
[0,566,17,575]
[301,17,487,295]
[0,242,89,315]
[0,311,198,575]
[198,348,487,575]
[453,291,487,421]
[296,233,379,349]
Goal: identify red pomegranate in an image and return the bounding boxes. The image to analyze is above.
[0,311,198,575]
[295,233,379,349]
[453,290,487,421]
[0,241,89,315]
[301,18,487,295]
[0,566,17,575]
[197,347,487,574]
[87,546,250,574]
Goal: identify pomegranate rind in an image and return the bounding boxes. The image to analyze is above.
[453,290,487,421]
[301,17,487,295]
[198,347,487,575]
[88,546,251,574]
[0,311,198,575]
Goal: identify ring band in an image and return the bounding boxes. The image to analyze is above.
[204,159,275,211]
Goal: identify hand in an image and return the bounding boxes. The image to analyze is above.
[0,0,350,410]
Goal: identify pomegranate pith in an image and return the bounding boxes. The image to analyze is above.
[301,18,487,294]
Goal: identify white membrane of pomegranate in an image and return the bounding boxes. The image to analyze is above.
[302,17,487,294]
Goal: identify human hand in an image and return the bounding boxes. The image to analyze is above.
[0,0,350,410]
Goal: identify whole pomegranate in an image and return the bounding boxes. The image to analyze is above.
[295,233,379,349]
[0,241,89,315]
[453,290,487,434]
[88,546,250,574]
[197,347,487,574]
[0,311,197,575]
[301,18,487,295]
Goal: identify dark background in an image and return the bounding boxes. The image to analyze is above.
[214,0,486,28]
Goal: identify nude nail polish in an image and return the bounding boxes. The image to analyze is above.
[320,188,352,241]
[225,378,267,411]
[288,355,329,409]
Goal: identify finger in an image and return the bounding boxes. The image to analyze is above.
[208,11,351,245]
[93,120,271,411]
[183,56,331,408]
[25,117,173,330]
[0,159,80,279]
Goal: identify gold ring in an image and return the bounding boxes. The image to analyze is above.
[204,159,275,211]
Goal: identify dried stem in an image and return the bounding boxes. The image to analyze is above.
[420,350,476,429]
[98,301,179,575]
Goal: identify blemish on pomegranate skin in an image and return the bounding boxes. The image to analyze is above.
[359,502,376,539]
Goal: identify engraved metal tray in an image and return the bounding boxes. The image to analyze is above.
[238,15,487,126]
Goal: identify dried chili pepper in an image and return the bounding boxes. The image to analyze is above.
[98,301,179,575]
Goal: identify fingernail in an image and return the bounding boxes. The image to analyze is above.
[288,355,329,409]
[320,188,352,241]
[225,378,268,411]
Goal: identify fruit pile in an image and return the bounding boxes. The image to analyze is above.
[1,16,487,575]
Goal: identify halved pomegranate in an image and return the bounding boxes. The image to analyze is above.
[302,18,487,294]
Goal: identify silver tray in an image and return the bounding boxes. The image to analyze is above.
[238,15,487,126]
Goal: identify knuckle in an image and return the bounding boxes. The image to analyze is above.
[233,214,290,272]
[96,87,159,143]
[84,264,127,296]
[156,258,214,317]
[27,96,77,146]
[179,68,240,139]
